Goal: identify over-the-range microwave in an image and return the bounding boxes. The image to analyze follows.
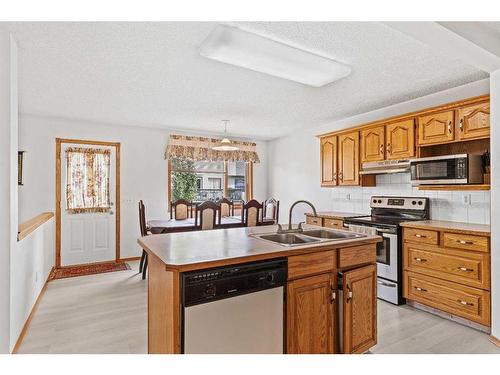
[410,154,483,185]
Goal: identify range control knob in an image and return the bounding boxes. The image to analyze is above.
[412,201,417,205]
[377,199,382,204]
[418,201,423,206]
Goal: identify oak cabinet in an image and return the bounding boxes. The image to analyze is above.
[360,126,385,162]
[417,110,455,145]
[457,101,490,141]
[338,131,360,186]
[287,273,335,354]
[385,119,415,160]
[340,264,377,354]
[320,135,338,187]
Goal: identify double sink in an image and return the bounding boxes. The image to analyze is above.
[252,229,366,247]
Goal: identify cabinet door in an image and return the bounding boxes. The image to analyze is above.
[338,131,360,186]
[320,136,337,186]
[287,273,335,354]
[360,126,385,163]
[342,264,377,354]
[457,101,490,140]
[418,110,455,145]
[386,119,415,160]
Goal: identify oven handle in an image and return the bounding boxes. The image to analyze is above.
[377,280,396,288]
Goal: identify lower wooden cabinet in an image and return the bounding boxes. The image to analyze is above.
[340,264,377,354]
[287,273,335,354]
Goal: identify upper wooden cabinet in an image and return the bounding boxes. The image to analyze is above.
[287,273,335,354]
[338,131,360,186]
[417,110,455,146]
[457,101,490,141]
[386,119,415,160]
[341,264,377,354]
[360,126,385,162]
[320,135,337,187]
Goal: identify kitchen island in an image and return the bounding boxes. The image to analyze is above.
[138,224,381,354]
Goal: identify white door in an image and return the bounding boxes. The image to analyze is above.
[61,143,116,266]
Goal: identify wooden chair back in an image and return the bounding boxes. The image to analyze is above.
[170,199,194,220]
[218,198,234,217]
[242,199,264,227]
[195,201,221,230]
[264,198,280,223]
[138,200,148,237]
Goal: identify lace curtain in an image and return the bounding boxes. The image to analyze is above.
[66,147,111,213]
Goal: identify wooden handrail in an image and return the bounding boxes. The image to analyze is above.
[18,212,54,241]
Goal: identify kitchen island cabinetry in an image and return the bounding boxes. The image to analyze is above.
[138,226,380,354]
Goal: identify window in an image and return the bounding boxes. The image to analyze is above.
[169,158,252,205]
[65,147,111,213]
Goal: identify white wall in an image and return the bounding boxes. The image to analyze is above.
[10,218,54,350]
[490,69,500,340]
[268,79,491,224]
[0,31,18,354]
[18,115,269,259]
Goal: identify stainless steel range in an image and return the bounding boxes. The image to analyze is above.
[344,196,429,305]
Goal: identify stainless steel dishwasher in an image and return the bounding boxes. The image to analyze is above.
[181,258,287,354]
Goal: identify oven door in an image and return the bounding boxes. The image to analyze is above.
[410,156,468,184]
[376,230,398,282]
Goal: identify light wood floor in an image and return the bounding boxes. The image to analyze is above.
[18,261,499,354]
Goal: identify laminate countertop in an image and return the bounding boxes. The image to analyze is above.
[400,220,490,236]
[305,211,364,219]
[138,224,381,272]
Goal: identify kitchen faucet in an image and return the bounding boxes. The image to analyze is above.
[277,200,317,234]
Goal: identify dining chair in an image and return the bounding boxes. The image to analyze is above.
[242,199,264,227]
[170,199,194,220]
[138,200,150,280]
[264,198,280,224]
[218,197,235,217]
[194,201,221,230]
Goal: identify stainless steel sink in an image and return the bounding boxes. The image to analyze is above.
[257,233,321,246]
[301,229,364,240]
[252,228,367,247]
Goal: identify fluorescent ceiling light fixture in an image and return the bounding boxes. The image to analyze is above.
[200,25,351,87]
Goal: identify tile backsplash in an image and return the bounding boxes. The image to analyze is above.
[330,173,490,225]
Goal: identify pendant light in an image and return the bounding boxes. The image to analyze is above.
[212,120,240,151]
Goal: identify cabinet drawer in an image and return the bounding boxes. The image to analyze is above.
[338,244,376,269]
[404,243,490,290]
[405,271,490,326]
[443,232,489,253]
[404,228,439,245]
[288,250,335,280]
[306,216,323,226]
[323,218,343,229]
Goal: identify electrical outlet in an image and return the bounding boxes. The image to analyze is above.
[462,194,471,205]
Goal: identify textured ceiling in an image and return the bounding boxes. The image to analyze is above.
[3,22,490,139]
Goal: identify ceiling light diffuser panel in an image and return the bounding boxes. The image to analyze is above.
[199,25,351,87]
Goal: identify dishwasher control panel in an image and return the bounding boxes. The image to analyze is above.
[182,258,287,307]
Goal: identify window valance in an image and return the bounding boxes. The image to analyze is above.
[165,134,260,163]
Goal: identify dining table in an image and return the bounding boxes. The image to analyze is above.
[147,216,275,234]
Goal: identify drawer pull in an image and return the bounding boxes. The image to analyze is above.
[415,234,427,238]
[414,286,427,292]
[457,299,474,306]
[458,266,473,272]
[414,257,427,263]
[346,285,353,302]
[456,239,474,245]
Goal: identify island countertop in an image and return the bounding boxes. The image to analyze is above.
[138,224,381,272]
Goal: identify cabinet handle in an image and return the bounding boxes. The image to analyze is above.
[459,118,464,132]
[414,257,427,263]
[448,121,452,133]
[386,143,391,153]
[457,266,473,272]
[456,239,474,245]
[339,172,343,181]
[415,234,427,238]
[380,144,385,154]
[333,173,337,181]
[330,285,336,304]
[346,285,353,302]
[414,286,427,292]
[457,299,473,306]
